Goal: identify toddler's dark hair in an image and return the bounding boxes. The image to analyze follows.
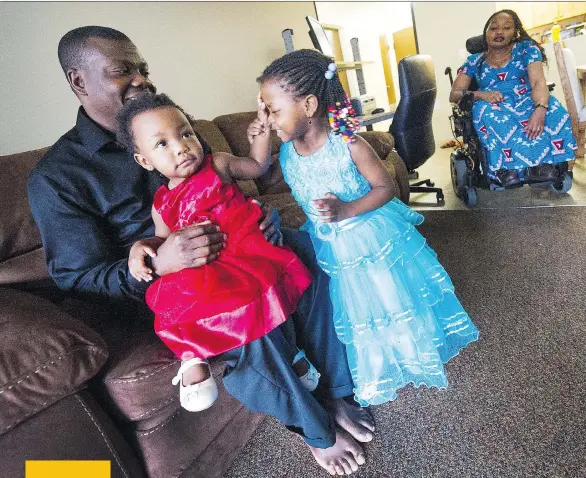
[116,93,210,155]
[257,49,358,142]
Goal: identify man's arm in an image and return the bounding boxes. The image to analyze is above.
[28,171,150,302]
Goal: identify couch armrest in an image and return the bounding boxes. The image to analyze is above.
[0,288,108,435]
[358,131,395,160]
[385,151,410,204]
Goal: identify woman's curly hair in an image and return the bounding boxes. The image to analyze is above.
[482,9,547,65]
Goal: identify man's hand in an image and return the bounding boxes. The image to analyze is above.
[252,200,283,246]
[312,193,350,223]
[151,222,226,276]
[524,108,546,140]
[128,238,162,282]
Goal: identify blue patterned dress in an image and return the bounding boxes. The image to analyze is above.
[280,133,479,406]
[460,40,575,176]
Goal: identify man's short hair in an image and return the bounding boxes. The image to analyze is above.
[58,26,131,75]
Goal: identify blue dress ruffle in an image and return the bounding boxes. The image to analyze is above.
[280,133,479,406]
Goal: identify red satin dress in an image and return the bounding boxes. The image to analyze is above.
[146,156,312,360]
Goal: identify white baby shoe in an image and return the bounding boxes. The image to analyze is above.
[172,358,218,412]
[293,349,321,392]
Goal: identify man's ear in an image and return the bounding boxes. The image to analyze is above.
[134,153,153,171]
[67,69,87,96]
[304,95,319,118]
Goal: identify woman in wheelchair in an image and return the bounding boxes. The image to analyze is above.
[449,9,575,189]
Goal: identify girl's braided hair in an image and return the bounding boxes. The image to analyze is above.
[257,49,359,142]
[116,93,211,155]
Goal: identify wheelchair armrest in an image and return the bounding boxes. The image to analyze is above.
[459,92,475,112]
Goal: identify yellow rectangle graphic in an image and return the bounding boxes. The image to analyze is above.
[26,460,110,478]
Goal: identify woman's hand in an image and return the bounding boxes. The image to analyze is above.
[524,108,546,140]
[477,91,504,103]
[312,193,350,223]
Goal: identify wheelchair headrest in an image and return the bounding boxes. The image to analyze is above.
[466,35,484,54]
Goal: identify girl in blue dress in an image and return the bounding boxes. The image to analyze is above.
[450,9,576,187]
[255,49,479,407]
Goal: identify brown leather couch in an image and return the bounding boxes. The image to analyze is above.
[0,112,409,478]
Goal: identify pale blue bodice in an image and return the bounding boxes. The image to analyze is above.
[279,133,371,238]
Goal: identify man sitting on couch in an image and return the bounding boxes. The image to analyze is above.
[27,26,374,476]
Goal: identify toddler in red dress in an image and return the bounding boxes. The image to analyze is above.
[118,93,314,411]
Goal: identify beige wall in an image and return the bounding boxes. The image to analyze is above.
[413,2,497,143]
[315,2,413,133]
[0,2,316,155]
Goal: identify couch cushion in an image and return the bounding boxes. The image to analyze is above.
[258,191,306,230]
[213,112,282,158]
[213,113,290,196]
[1,390,145,478]
[96,322,263,478]
[193,119,232,155]
[254,154,291,196]
[0,288,108,435]
[97,321,228,423]
[0,148,48,283]
[358,130,395,159]
[194,118,258,197]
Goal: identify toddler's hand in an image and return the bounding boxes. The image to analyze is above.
[257,92,270,127]
[312,193,349,223]
[128,239,159,282]
[247,118,268,145]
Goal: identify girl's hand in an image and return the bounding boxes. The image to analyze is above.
[524,108,546,140]
[128,239,159,282]
[312,193,350,223]
[247,118,268,145]
[478,91,503,104]
[257,92,270,126]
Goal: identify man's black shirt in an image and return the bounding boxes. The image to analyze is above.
[28,107,165,301]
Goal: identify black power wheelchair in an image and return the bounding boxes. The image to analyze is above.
[445,36,573,207]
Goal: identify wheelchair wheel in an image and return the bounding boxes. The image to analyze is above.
[464,187,477,206]
[450,155,469,198]
[551,172,572,193]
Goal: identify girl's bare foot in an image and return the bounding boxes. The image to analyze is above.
[326,398,375,443]
[307,427,366,476]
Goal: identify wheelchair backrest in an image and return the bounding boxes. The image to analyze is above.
[466,35,484,55]
[462,35,484,91]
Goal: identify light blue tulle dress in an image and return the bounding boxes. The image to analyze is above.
[280,133,479,406]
